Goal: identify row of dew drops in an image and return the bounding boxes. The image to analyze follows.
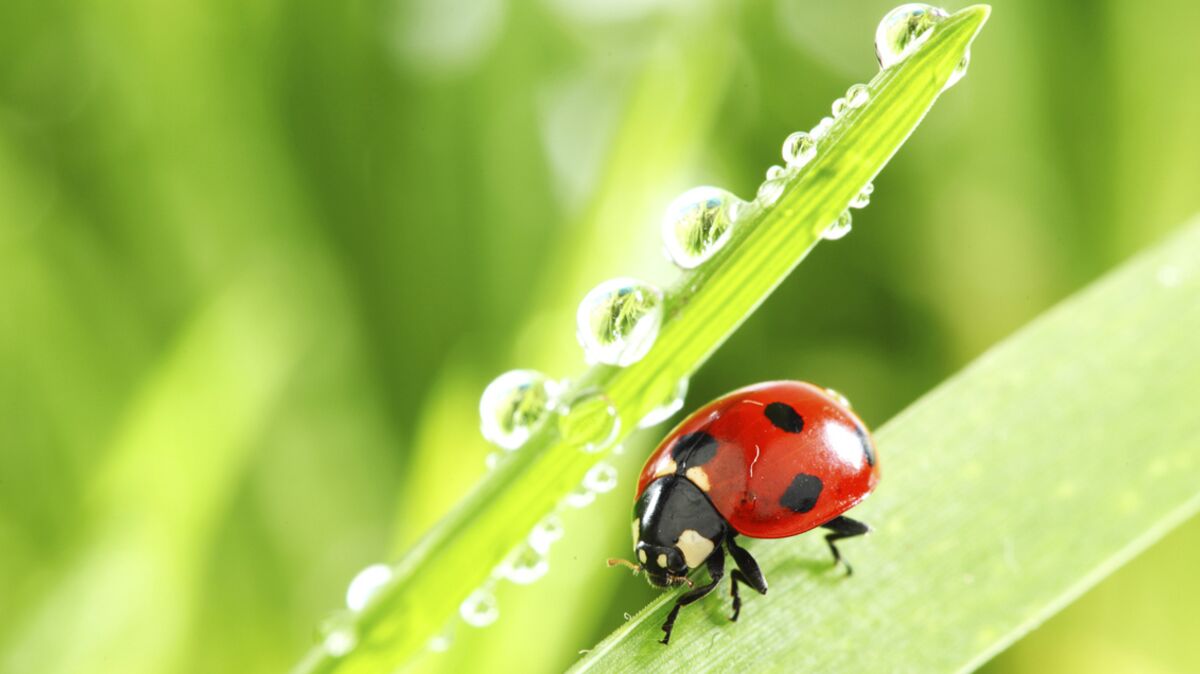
[319,4,969,658]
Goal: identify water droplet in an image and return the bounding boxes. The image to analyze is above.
[529,514,565,555]
[563,487,596,509]
[850,182,875,209]
[499,544,549,585]
[875,4,949,69]
[823,211,853,241]
[479,370,562,450]
[831,97,848,119]
[318,612,359,657]
[345,563,392,612]
[484,451,501,470]
[810,116,835,141]
[823,387,853,408]
[765,164,787,181]
[756,177,786,207]
[637,378,689,429]
[460,588,499,627]
[583,462,619,494]
[557,391,620,453]
[576,278,664,367]
[781,131,816,168]
[661,186,744,269]
[846,84,870,109]
[944,49,970,90]
[428,634,453,653]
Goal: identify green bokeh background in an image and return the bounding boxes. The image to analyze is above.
[2,1,1197,672]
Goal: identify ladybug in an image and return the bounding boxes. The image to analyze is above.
[609,381,879,644]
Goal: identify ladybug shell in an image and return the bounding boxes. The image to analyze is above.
[635,381,879,539]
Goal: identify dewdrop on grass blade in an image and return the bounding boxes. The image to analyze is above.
[576,278,663,367]
[479,370,562,450]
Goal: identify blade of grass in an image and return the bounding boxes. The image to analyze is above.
[293,7,991,673]
[573,217,1200,672]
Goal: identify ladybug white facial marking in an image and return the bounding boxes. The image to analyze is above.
[656,553,668,568]
[676,529,715,568]
[638,549,648,564]
[632,519,640,546]
[685,466,710,492]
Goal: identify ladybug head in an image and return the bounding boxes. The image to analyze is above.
[611,475,725,589]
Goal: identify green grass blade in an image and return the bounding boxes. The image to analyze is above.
[293,7,990,673]
[573,219,1200,672]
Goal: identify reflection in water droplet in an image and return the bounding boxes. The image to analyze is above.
[500,544,549,585]
[637,378,689,429]
[557,391,620,454]
[662,186,744,269]
[529,514,565,554]
[846,84,870,109]
[850,182,875,209]
[576,278,664,367]
[318,612,359,657]
[781,131,816,168]
[875,4,949,69]
[346,563,393,612]
[824,387,853,409]
[823,211,853,241]
[583,462,619,494]
[479,370,561,450]
[831,97,848,119]
[460,588,500,627]
[944,49,970,90]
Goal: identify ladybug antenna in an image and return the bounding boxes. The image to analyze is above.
[606,558,643,575]
[671,574,695,589]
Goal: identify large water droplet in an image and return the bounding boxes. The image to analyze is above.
[499,544,549,585]
[823,211,853,241]
[345,563,392,612]
[529,514,565,555]
[576,278,664,367]
[460,588,499,627]
[583,462,619,494]
[557,391,620,453]
[845,84,870,109]
[662,186,743,269]
[944,49,970,90]
[875,4,949,69]
[637,377,689,429]
[850,182,875,209]
[479,370,562,450]
[318,611,359,657]
[781,131,816,168]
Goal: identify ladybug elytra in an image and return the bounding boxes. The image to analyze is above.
[609,381,880,644]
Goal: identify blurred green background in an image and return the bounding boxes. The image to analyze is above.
[2,0,1198,672]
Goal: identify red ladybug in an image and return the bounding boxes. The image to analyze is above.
[609,381,879,644]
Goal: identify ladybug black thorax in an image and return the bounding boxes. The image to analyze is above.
[633,475,726,588]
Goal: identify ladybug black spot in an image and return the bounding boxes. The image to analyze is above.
[780,473,823,513]
[764,402,804,433]
[856,425,876,467]
[670,432,718,468]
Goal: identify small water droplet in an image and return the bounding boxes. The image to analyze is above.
[499,545,549,585]
[781,131,816,168]
[850,182,874,209]
[756,178,786,207]
[563,486,596,509]
[428,634,453,653]
[823,211,853,241]
[583,462,619,494]
[485,451,501,470]
[875,4,949,69]
[557,391,620,453]
[529,514,565,554]
[845,84,870,109]
[823,387,853,408]
[345,563,392,612]
[637,378,689,429]
[765,165,787,181]
[318,612,359,657]
[831,97,848,119]
[662,186,744,269]
[810,116,835,141]
[944,49,970,90]
[576,278,664,367]
[460,588,499,628]
[479,370,562,450]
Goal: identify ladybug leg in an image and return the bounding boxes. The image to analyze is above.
[659,551,725,645]
[821,516,871,576]
[725,535,767,621]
